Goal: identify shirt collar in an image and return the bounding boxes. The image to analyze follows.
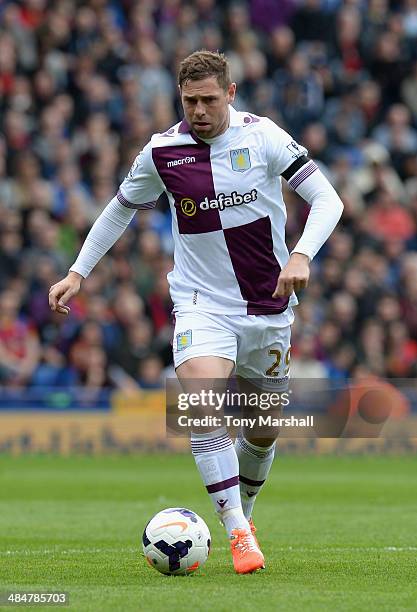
[228,105,242,127]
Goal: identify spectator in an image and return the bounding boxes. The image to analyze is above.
[274,51,324,136]
[250,0,296,33]
[1,0,417,390]
[0,289,40,386]
[364,188,416,241]
[291,0,333,45]
[137,354,165,389]
[291,334,328,378]
[386,320,417,377]
[372,104,417,156]
[109,318,155,378]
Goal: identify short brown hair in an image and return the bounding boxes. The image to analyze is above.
[178,50,231,91]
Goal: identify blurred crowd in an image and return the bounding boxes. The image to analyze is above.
[0,0,417,392]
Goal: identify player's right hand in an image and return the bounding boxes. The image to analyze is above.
[48,271,83,315]
[273,252,310,297]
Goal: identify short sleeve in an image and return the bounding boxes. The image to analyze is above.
[264,119,309,178]
[117,142,164,209]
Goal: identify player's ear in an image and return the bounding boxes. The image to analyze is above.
[227,83,236,103]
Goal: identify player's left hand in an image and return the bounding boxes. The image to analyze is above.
[273,252,310,297]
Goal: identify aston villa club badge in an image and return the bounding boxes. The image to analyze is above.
[176,329,192,351]
[230,148,251,172]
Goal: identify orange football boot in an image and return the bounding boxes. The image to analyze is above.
[249,517,259,548]
[230,528,265,574]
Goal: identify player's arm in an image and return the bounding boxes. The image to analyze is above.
[265,122,343,297]
[274,157,344,297]
[49,143,164,315]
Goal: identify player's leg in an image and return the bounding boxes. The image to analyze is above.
[177,356,264,573]
[177,355,249,534]
[236,439,277,526]
[174,312,247,535]
[174,312,264,572]
[235,320,291,523]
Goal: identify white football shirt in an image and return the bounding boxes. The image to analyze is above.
[118,106,318,321]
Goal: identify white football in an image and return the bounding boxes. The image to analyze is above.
[142,507,211,575]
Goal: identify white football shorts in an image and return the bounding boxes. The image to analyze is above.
[172,309,293,390]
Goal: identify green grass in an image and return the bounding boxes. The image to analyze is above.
[0,454,416,611]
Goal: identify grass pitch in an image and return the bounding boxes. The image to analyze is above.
[0,453,416,611]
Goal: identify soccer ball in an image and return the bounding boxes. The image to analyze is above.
[142,507,211,575]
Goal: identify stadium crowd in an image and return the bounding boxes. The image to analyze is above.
[0,0,417,392]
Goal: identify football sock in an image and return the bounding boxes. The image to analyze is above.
[191,427,250,537]
[235,434,276,520]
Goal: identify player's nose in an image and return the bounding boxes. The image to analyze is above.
[195,100,206,116]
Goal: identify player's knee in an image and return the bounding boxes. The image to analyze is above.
[177,356,234,379]
[244,434,279,447]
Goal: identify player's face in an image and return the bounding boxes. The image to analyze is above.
[180,76,236,139]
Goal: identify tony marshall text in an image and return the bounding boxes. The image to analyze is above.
[177,415,314,428]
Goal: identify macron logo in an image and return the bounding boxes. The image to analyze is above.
[167,156,196,168]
